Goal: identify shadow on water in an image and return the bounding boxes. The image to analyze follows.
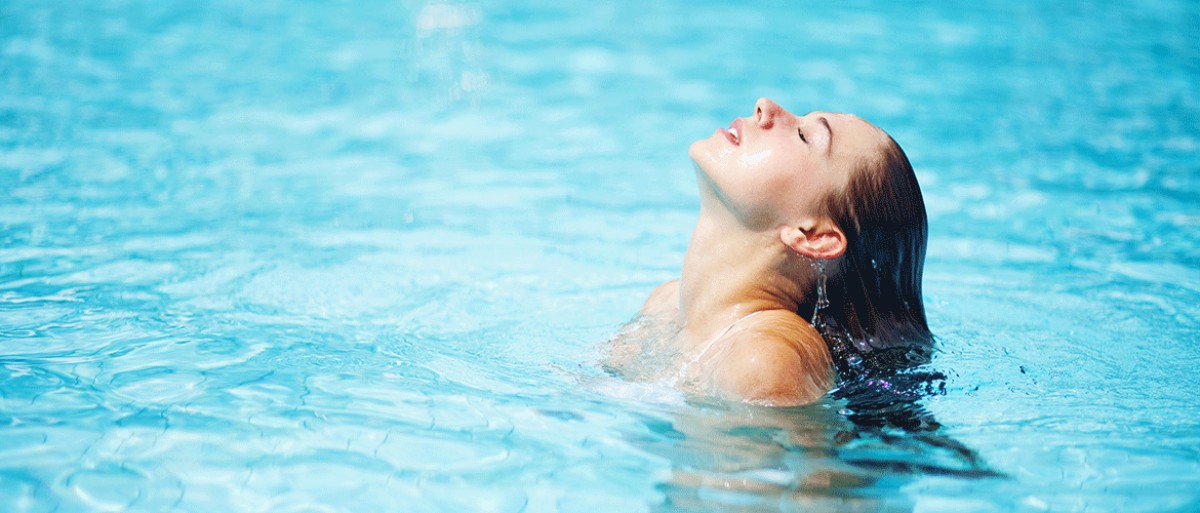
[616,354,1002,513]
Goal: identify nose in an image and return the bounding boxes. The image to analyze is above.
[754,97,784,129]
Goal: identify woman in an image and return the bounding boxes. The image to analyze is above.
[605,97,933,407]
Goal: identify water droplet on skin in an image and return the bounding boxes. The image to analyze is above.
[737,149,772,167]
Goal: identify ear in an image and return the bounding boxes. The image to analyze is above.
[779,217,846,260]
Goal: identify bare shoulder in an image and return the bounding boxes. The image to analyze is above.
[603,280,679,376]
[713,310,835,407]
[639,279,680,319]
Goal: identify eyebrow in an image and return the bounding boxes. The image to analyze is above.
[818,117,833,156]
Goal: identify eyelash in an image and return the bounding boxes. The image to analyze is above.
[797,129,807,143]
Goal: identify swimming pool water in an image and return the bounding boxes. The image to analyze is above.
[2,0,1198,511]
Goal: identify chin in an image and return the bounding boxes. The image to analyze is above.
[688,135,719,166]
[688,136,727,177]
[688,137,707,161]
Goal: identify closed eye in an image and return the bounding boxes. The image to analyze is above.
[797,128,808,143]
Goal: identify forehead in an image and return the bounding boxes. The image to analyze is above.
[804,111,887,162]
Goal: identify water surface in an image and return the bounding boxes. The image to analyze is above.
[2,0,1199,511]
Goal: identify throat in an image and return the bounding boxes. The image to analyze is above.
[676,215,807,338]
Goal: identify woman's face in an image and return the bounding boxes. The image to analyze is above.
[689,98,887,231]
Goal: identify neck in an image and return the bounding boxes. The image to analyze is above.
[677,203,813,339]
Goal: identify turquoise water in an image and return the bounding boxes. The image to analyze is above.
[2,0,1199,511]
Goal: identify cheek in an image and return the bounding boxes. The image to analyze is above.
[690,142,812,227]
[735,152,800,199]
[740,160,832,228]
[736,149,773,169]
[723,157,804,228]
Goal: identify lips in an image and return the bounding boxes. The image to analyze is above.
[722,118,743,146]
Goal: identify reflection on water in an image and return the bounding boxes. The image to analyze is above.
[598,304,1000,510]
[614,369,1001,512]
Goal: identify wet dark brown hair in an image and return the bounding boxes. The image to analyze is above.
[800,133,933,379]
